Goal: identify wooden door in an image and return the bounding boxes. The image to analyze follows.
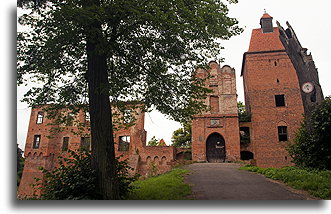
[206,133,226,163]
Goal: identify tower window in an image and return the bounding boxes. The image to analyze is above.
[62,137,69,151]
[33,135,41,149]
[275,95,285,107]
[278,126,288,141]
[85,111,90,126]
[119,136,130,151]
[80,137,91,150]
[36,112,44,124]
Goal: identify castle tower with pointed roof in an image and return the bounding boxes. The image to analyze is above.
[240,13,305,167]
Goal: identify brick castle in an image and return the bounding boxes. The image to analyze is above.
[18,13,324,197]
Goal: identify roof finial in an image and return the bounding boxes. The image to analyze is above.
[264,9,267,14]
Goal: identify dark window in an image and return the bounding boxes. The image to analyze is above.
[36,112,44,124]
[119,136,130,151]
[240,127,250,145]
[278,126,288,141]
[33,135,41,149]
[275,95,285,107]
[80,137,91,150]
[240,151,254,160]
[62,137,69,151]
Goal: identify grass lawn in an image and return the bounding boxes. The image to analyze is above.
[128,168,191,200]
[240,165,331,199]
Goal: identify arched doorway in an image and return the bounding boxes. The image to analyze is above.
[206,133,226,163]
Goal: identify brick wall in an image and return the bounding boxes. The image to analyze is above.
[192,62,240,162]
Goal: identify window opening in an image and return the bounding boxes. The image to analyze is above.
[278,126,288,141]
[85,111,90,126]
[119,136,130,151]
[80,137,91,150]
[33,135,41,149]
[62,137,69,151]
[36,112,44,124]
[123,110,132,124]
[275,95,285,107]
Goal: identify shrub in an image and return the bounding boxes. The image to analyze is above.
[287,97,331,170]
[32,150,136,200]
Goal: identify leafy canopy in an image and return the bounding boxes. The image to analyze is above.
[17,0,243,123]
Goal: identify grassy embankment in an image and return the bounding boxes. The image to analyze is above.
[239,165,331,199]
[128,168,191,200]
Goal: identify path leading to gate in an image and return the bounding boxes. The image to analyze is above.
[184,163,315,200]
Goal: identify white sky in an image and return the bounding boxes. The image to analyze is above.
[2,0,331,212]
[16,0,331,150]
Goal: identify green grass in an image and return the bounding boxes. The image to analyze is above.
[239,165,331,199]
[128,168,191,200]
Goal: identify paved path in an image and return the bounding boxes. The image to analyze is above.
[184,163,314,200]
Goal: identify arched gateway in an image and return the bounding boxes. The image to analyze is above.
[206,133,226,163]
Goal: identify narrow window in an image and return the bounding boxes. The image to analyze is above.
[36,112,44,124]
[210,96,219,113]
[62,137,69,151]
[33,135,41,149]
[80,137,91,150]
[275,95,285,107]
[278,126,288,141]
[123,110,132,124]
[85,111,90,126]
[119,136,130,151]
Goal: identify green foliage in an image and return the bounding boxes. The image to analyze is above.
[171,122,192,148]
[147,136,160,146]
[240,165,331,199]
[17,145,25,187]
[237,101,251,122]
[287,97,331,170]
[128,168,191,200]
[17,0,243,123]
[32,150,137,200]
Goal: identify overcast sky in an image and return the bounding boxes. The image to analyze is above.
[16,0,331,149]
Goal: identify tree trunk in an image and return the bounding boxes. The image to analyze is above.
[86,22,120,199]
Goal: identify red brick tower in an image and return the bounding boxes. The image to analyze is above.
[192,62,240,162]
[241,12,304,167]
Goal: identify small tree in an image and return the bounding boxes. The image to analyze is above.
[288,97,331,170]
[237,101,251,122]
[17,145,25,187]
[147,136,159,146]
[171,122,191,148]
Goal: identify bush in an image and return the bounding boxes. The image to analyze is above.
[287,97,331,170]
[32,150,136,200]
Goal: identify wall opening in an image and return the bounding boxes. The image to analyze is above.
[240,151,254,160]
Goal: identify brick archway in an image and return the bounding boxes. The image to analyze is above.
[206,133,226,163]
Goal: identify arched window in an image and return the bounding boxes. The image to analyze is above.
[36,112,44,124]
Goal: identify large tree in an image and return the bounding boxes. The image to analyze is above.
[17,0,242,199]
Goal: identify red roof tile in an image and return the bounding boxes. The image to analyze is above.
[261,13,272,19]
[248,27,285,52]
